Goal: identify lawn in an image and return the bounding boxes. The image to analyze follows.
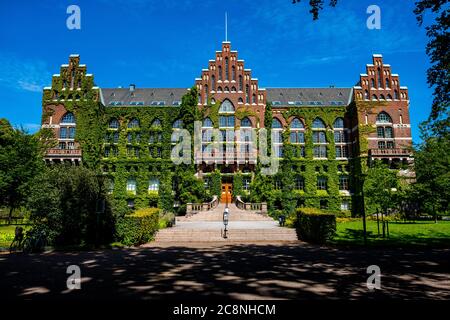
[332,219,450,247]
[0,225,29,251]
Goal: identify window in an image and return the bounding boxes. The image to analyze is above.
[59,142,66,149]
[313,131,326,143]
[239,75,243,91]
[341,200,350,211]
[113,132,119,143]
[126,178,137,194]
[314,146,327,158]
[274,178,282,190]
[109,118,119,129]
[377,126,394,139]
[312,118,326,129]
[203,117,213,127]
[387,141,395,149]
[385,78,390,88]
[61,112,75,124]
[243,177,251,191]
[378,141,386,149]
[339,176,349,190]
[219,116,235,127]
[148,178,160,191]
[218,66,222,81]
[152,119,162,127]
[317,177,327,190]
[336,145,349,158]
[272,118,283,128]
[127,133,132,143]
[295,176,305,190]
[290,118,304,129]
[245,85,249,103]
[59,127,67,139]
[225,58,229,80]
[240,117,251,127]
[108,179,114,194]
[219,100,235,113]
[128,118,140,128]
[320,200,328,210]
[211,75,216,90]
[334,131,346,143]
[290,131,305,144]
[127,199,135,209]
[333,118,344,129]
[232,66,236,81]
[376,112,392,123]
[275,145,283,158]
[172,119,183,129]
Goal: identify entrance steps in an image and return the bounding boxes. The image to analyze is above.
[153,203,299,243]
[154,224,298,242]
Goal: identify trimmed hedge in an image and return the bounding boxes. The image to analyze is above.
[296,208,336,244]
[116,208,159,246]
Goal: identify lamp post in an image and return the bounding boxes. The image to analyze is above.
[223,207,229,239]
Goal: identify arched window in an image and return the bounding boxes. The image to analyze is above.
[380,94,386,100]
[232,66,236,81]
[312,118,326,129]
[387,94,393,100]
[245,85,249,103]
[252,94,256,104]
[290,118,304,129]
[203,117,213,127]
[172,119,183,129]
[224,86,229,92]
[272,118,283,129]
[219,100,235,113]
[377,68,382,88]
[376,112,392,123]
[333,118,344,129]
[290,118,305,145]
[218,66,222,81]
[364,90,369,100]
[152,119,162,127]
[225,58,229,80]
[371,79,375,88]
[126,177,137,194]
[372,94,378,100]
[204,84,208,101]
[217,86,223,92]
[394,90,399,100]
[240,117,252,127]
[385,78,390,88]
[61,112,75,124]
[109,118,119,129]
[148,177,160,191]
[211,75,216,90]
[128,118,140,128]
[238,97,243,103]
[239,75,243,91]
[231,86,236,92]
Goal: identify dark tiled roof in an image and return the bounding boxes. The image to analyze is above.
[266,88,353,106]
[99,87,353,107]
[100,88,188,107]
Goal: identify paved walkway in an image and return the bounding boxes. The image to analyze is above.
[1,244,449,300]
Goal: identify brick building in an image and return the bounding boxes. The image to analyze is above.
[40,42,413,213]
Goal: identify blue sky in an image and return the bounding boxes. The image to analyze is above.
[0,0,434,142]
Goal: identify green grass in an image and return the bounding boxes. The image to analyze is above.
[331,219,450,247]
[0,225,29,251]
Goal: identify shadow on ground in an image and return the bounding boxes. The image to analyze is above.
[0,243,449,300]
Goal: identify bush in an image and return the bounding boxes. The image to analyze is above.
[296,208,336,244]
[116,208,159,246]
[159,211,175,229]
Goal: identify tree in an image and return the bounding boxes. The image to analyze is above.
[26,165,115,247]
[292,0,449,136]
[0,119,46,224]
[364,161,400,215]
[413,133,450,220]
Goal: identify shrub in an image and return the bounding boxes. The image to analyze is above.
[116,208,159,246]
[296,208,336,244]
[159,211,175,229]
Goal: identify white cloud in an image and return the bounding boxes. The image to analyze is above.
[0,54,50,93]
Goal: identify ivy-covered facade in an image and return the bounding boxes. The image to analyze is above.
[40,42,413,216]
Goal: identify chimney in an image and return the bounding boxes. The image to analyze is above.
[129,84,136,92]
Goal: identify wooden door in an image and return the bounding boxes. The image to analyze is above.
[221,183,232,203]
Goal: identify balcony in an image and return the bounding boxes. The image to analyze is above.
[369,148,412,157]
[46,148,82,156]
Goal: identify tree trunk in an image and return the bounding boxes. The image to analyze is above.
[8,206,14,225]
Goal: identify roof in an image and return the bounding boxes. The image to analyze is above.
[266,88,353,106]
[99,87,354,107]
[101,88,188,106]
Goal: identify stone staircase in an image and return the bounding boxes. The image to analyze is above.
[153,203,299,243]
